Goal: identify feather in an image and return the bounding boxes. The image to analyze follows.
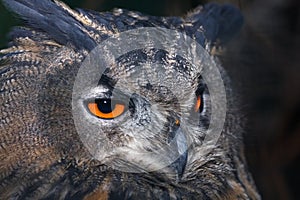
[185,3,244,44]
[2,0,97,50]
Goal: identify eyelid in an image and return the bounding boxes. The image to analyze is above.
[80,86,111,100]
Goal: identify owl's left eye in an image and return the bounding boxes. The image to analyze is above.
[86,99,126,119]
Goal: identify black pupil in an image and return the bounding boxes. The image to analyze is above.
[96,99,114,113]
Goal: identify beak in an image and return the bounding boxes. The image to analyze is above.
[167,120,188,181]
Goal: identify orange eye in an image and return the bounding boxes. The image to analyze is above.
[195,95,202,112]
[87,99,126,119]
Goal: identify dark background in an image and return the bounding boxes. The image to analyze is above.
[0,0,299,199]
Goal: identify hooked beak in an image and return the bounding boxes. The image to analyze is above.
[166,120,188,181]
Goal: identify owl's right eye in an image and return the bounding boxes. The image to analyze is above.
[195,95,202,112]
[86,99,126,119]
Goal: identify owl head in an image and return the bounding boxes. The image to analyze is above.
[0,1,258,199]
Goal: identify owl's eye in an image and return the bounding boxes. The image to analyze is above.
[195,95,202,112]
[86,99,126,119]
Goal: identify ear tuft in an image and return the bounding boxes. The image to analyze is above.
[184,3,244,45]
[2,0,97,50]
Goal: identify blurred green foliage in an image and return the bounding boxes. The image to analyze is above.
[0,2,18,48]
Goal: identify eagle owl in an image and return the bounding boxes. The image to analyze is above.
[0,0,260,199]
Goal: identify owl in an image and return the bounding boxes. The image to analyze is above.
[0,0,260,199]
